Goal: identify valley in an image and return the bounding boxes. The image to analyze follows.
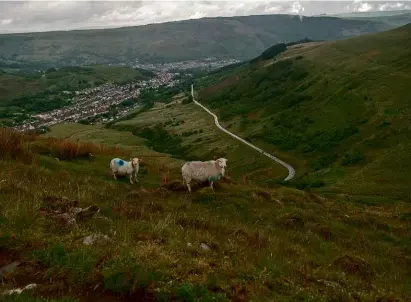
[0,10,410,302]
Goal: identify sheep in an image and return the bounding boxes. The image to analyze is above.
[110,157,141,184]
[181,158,228,192]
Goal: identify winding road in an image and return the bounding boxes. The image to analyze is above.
[191,84,295,181]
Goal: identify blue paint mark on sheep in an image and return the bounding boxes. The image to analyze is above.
[118,159,124,166]
[208,174,222,182]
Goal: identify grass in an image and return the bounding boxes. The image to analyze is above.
[0,128,410,301]
[196,23,411,199]
[109,101,289,184]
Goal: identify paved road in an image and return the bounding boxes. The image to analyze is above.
[191,84,295,181]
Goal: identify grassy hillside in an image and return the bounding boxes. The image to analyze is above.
[196,23,411,199]
[0,15,393,67]
[107,101,289,184]
[0,65,147,121]
[0,126,410,301]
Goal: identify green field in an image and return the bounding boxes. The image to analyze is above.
[196,23,411,200]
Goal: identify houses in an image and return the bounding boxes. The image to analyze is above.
[13,71,181,132]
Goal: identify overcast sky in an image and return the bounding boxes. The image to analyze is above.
[0,1,410,34]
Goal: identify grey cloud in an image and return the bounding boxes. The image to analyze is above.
[0,1,410,34]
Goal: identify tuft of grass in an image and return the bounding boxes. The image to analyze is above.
[33,137,130,160]
[0,127,36,164]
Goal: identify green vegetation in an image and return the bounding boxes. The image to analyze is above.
[0,125,410,301]
[197,23,411,199]
[0,15,394,67]
[108,101,289,182]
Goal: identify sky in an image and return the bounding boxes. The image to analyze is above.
[0,1,410,34]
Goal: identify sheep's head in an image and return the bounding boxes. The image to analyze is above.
[216,158,228,175]
[130,158,141,168]
[216,158,228,167]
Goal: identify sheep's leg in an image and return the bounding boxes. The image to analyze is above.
[112,170,117,180]
[129,174,134,184]
[210,181,214,190]
[186,181,191,193]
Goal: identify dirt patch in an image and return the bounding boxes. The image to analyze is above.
[278,214,305,229]
[247,112,260,120]
[41,195,79,212]
[332,255,375,279]
[135,232,166,245]
[366,50,381,60]
[79,289,156,302]
[176,217,210,230]
[313,224,332,241]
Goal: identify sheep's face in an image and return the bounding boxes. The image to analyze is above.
[131,158,141,167]
[216,158,228,168]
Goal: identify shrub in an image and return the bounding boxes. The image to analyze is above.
[0,128,36,163]
[342,150,365,166]
[311,153,338,171]
[34,137,130,160]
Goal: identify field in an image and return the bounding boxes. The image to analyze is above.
[196,23,411,200]
[0,124,410,301]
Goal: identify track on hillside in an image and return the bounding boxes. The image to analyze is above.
[191,84,295,181]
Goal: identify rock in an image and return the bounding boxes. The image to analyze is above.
[56,213,77,228]
[200,243,210,251]
[317,279,340,288]
[76,205,100,221]
[186,242,192,248]
[0,261,21,278]
[52,204,100,228]
[2,283,37,295]
[82,233,112,246]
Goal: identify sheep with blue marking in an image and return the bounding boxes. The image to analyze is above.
[181,158,228,192]
[110,157,141,184]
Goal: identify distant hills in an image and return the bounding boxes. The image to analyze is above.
[0,13,403,69]
[196,23,411,199]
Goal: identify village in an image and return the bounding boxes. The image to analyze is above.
[13,71,181,132]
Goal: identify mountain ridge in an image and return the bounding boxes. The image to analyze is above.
[0,14,396,68]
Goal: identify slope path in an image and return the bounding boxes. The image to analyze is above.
[191,84,295,181]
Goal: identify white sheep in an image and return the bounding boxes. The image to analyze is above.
[110,157,141,184]
[181,158,227,192]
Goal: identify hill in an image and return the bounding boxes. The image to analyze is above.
[331,10,411,27]
[196,23,411,200]
[0,14,394,68]
[0,65,148,125]
[0,124,410,301]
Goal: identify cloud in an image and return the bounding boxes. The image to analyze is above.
[0,1,410,34]
[378,2,411,10]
